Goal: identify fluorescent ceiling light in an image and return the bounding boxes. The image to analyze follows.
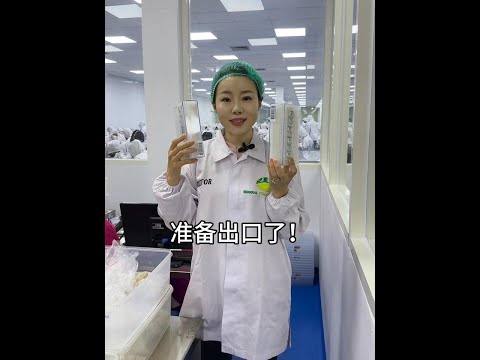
[274,28,306,37]
[282,52,306,58]
[105,36,136,44]
[206,92,211,95]
[220,0,264,12]
[290,76,306,79]
[105,5,142,18]
[295,91,306,93]
[294,87,306,90]
[191,69,200,73]
[351,65,356,69]
[105,59,116,64]
[262,101,271,107]
[292,82,306,85]
[352,25,358,34]
[194,89,207,92]
[192,80,199,83]
[287,66,306,71]
[130,70,144,74]
[265,91,275,94]
[105,45,123,53]
[191,43,197,49]
[307,65,315,69]
[213,55,238,60]
[134,0,142,3]
[307,76,314,79]
[191,32,217,40]
[248,38,277,46]
[265,87,272,90]
[201,78,213,81]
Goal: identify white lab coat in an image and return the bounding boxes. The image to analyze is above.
[152,130,310,360]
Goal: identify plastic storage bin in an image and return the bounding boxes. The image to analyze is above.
[105,246,172,355]
[105,285,173,360]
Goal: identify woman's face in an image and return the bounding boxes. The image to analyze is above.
[213,76,261,142]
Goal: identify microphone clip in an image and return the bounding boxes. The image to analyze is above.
[238,142,255,153]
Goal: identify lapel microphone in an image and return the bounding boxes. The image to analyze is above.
[238,142,255,153]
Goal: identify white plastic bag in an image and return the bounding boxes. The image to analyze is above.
[105,241,139,308]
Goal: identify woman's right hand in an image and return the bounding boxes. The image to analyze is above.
[167,134,198,186]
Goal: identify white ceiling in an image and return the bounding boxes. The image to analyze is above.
[105,0,327,107]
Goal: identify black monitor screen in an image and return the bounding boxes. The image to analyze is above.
[119,202,192,249]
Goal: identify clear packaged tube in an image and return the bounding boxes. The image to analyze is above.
[174,100,204,158]
[269,103,300,165]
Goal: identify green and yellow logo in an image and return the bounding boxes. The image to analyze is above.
[256,177,270,192]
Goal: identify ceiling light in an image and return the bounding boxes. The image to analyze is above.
[130,70,144,74]
[307,65,315,69]
[220,0,264,12]
[105,45,123,53]
[194,89,207,92]
[274,28,306,37]
[191,43,197,49]
[292,82,306,85]
[134,0,142,3]
[201,78,213,81]
[294,87,306,90]
[352,25,358,34]
[248,38,277,46]
[265,91,275,94]
[282,52,306,58]
[295,91,306,93]
[105,5,142,19]
[351,65,356,69]
[105,59,116,64]
[191,32,217,40]
[105,36,136,44]
[288,66,306,71]
[213,55,238,60]
[307,76,314,79]
[290,76,306,79]
[265,87,272,90]
[192,80,199,83]
[191,69,200,73]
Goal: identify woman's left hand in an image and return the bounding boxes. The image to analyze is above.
[268,157,297,198]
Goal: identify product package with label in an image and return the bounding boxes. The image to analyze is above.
[174,100,204,158]
[269,103,300,165]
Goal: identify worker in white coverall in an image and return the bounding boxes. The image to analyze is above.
[153,61,310,360]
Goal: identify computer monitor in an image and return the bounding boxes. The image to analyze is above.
[119,202,192,250]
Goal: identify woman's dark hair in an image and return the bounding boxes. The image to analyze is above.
[130,130,145,142]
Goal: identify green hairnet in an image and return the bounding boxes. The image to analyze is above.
[210,61,265,103]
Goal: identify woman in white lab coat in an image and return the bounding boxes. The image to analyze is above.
[153,61,310,360]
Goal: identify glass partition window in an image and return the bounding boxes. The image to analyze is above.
[105,0,147,160]
[189,0,326,163]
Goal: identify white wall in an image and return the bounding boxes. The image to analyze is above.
[105,75,146,131]
[318,168,374,360]
[105,160,154,216]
